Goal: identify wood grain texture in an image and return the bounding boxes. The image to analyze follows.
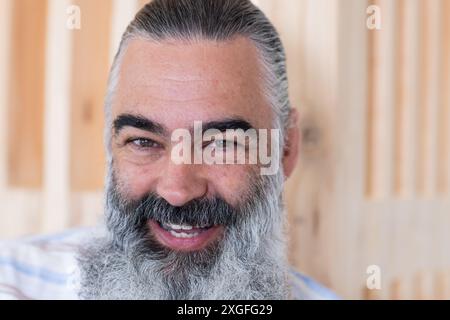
[438,0,450,195]
[69,0,112,191]
[0,0,13,189]
[7,0,47,188]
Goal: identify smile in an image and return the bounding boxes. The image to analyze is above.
[148,220,223,252]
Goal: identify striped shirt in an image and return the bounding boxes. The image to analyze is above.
[0,228,338,300]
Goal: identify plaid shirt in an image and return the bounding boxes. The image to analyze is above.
[0,228,338,300]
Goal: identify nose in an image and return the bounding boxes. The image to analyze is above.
[155,161,207,207]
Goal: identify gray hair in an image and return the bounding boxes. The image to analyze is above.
[104,0,291,163]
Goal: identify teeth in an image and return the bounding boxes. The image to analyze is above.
[169,230,200,238]
[161,222,212,231]
[163,223,186,230]
[167,223,182,230]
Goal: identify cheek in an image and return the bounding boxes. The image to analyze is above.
[113,159,158,200]
[205,165,256,205]
[113,150,258,205]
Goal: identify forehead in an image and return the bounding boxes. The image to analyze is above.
[112,37,272,129]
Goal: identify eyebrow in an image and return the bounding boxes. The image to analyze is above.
[201,118,254,133]
[113,114,255,137]
[113,114,167,136]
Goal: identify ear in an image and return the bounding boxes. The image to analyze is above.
[282,108,300,179]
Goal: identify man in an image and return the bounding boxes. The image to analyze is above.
[0,0,337,300]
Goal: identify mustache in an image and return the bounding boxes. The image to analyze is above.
[131,193,240,227]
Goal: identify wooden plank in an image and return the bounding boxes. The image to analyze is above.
[366,0,397,199]
[393,0,406,196]
[414,270,436,299]
[434,270,450,299]
[40,0,73,233]
[0,0,13,189]
[362,199,450,300]
[417,0,441,197]
[71,191,104,226]
[110,0,139,63]
[271,0,305,106]
[0,190,42,238]
[7,0,47,188]
[289,0,339,292]
[399,0,420,197]
[70,0,112,192]
[427,0,442,198]
[392,201,418,297]
[361,203,384,299]
[333,0,369,298]
[394,273,414,300]
[390,277,404,300]
[365,0,377,199]
[437,0,450,195]
[277,0,309,270]
[438,204,446,273]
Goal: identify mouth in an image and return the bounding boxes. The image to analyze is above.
[148,219,223,252]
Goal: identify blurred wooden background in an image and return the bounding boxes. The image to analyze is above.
[0,0,449,299]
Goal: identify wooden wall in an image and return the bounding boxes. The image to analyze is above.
[0,0,449,299]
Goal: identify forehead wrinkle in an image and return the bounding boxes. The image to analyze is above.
[113,37,272,132]
[128,79,234,104]
[119,38,261,88]
[154,75,212,83]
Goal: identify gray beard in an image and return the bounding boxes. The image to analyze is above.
[77,168,290,300]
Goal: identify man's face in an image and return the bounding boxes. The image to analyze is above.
[110,37,274,252]
[79,36,291,300]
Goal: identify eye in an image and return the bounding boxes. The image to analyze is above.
[210,139,238,150]
[128,138,162,150]
[214,140,227,148]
